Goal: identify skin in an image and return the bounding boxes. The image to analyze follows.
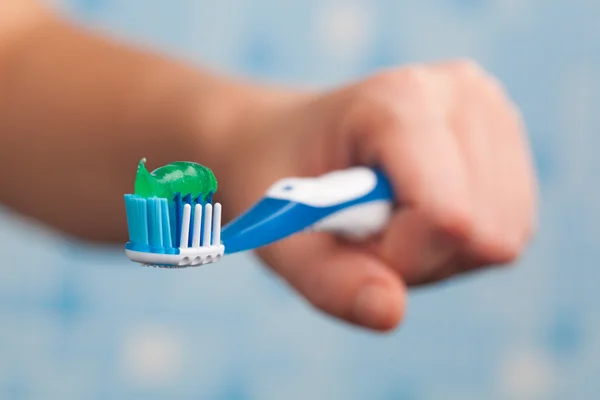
[0,1,537,331]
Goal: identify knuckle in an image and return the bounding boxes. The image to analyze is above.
[397,68,434,100]
[350,69,438,134]
[394,71,438,120]
[371,66,432,97]
[484,73,506,94]
[432,205,474,243]
[398,66,430,87]
[482,74,514,107]
[449,59,484,77]
[343,92,401,137]
[479,234,524,265]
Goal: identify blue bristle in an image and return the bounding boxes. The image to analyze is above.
[124,195,148,246]
[197,196,206,246]
[147,198,163,249]
[160,198,172,249]
[124,194,137,241]
[174,193,183,247]
[123,193,189,255]
[187,197,195,248]
[128,196,139,243]
[169,198,177,248]
[206,191,214,204]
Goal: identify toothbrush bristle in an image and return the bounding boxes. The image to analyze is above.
[202,203,213,247]
[192,204,203,248]
[174,193,183,247]
[125,193,224,267]
[125,194,149,246]
[147,197,163,248]
[160,198,172,248]
[213,203,222,246]
[179,203,192,249]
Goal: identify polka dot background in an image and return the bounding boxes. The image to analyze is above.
[1,0,598,399]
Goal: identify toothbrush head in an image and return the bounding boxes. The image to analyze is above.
[124,158,224,269]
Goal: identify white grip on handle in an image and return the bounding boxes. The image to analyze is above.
[265,166,395,240]
[312,201,393,239]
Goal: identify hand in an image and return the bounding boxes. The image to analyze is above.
[217,60,537,331]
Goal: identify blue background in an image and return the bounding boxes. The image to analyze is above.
[1,0,598,399]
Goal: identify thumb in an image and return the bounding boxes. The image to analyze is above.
[257,234,406,331]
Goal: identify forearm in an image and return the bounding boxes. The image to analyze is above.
[0,9,274,243]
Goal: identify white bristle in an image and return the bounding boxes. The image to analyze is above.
[192,203,202,248]
[212,203,222,245]
[203,203,213,246]
[180,203,191,248]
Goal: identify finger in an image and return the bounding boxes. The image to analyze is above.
[439,63,533,264]
[464,99,534,264]
[371,208,464,284]
[352,91,474,284]
[257,234,406,331]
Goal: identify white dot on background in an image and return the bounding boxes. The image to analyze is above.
[497,348,555,399]
[315,2,373,61]
[120,326,184,387]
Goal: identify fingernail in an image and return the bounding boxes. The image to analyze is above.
[353,284,395,330]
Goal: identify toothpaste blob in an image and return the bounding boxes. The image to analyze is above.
[134,158,218,202]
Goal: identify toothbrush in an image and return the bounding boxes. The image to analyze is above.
[124,165,395,268]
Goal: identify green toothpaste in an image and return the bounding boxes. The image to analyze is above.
[134,158,218,202]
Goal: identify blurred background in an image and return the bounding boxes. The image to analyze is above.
[1,0,598,399]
